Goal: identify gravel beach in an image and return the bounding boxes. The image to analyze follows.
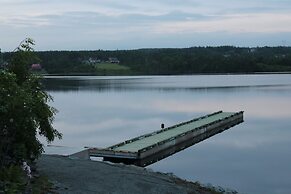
[37,155,223,194]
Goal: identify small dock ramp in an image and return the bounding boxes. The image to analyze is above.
[86,111,243,167]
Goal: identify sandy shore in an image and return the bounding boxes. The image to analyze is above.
[36,155,226,194]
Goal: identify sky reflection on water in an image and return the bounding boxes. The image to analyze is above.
[43,74,291,194]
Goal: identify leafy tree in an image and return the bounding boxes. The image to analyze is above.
[0,38,62,169]
[8,38,40,84]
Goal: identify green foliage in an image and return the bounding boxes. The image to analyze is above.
[2,46,291,75]
[96,63,130,71]
[15,38,35,52]
[8,38,40,84]
[29,175,53,194]
[0,38,62,169]
[0,165,26,193]
[2,46,287,75]
[0,38,62,192]
[94,62,132,75]
[0,164,53,194]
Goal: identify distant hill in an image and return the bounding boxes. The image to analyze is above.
[2,46,291,75]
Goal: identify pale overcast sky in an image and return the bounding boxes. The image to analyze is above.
[1,0,291,51]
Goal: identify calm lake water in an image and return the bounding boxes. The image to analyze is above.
[43,74,291,194]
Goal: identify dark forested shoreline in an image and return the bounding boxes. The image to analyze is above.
[2,46,291,75]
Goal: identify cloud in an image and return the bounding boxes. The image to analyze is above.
[152,13,291,34]
[1,0,291,50]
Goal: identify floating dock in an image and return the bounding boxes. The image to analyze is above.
[74,111,243,167]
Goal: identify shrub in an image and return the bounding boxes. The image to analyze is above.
[0,39,62,191]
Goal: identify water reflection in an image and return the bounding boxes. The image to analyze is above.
[44,75,291,92]
[43,74,291,194]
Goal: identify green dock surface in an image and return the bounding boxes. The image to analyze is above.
[113,112,235,152]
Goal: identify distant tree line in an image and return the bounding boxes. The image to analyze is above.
[2,46,291,75]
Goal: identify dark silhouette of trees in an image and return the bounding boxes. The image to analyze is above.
[2,46,291,75]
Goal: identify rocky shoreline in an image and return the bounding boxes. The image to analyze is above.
[36,155,238,194]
